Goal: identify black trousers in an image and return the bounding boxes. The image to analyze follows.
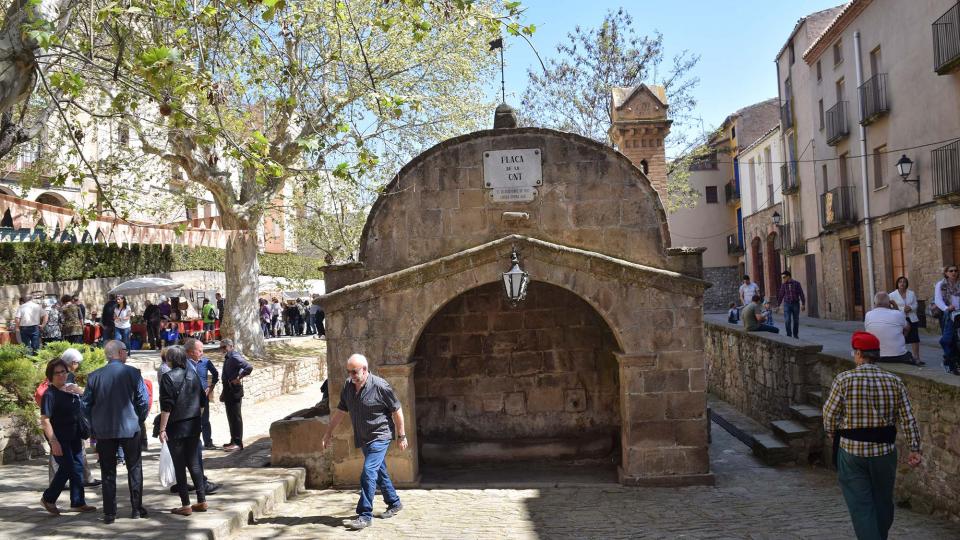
[225,399,243,446]
[96,433,143,516]
[168,435,206,507]
[146,320,161,349]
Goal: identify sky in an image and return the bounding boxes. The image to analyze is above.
[495,0,845,153]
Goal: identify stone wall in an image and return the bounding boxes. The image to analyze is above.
[0,414,45,465]
[705,321,960,520]
[412,281,619,447]
[207,349,325,415]
[702,266,740,311]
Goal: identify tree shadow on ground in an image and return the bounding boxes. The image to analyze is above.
[202,437,272,470]
[252,514,347,529]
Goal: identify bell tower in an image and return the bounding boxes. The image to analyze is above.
[608,85,672,203]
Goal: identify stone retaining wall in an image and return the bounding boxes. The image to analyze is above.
[705,321,960,520]
[0,414,46,464]
[207,350,325,414]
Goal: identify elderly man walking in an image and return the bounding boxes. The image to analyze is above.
[321,354,407,530]
[81,340,150,524]
[823,331,922,540]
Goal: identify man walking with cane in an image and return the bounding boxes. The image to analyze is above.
[823,331,922,539]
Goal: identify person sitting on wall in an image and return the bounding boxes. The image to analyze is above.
[762,300,776,326]
[742,295,779,334]
[864,291,925,366]
[727,302,739,324]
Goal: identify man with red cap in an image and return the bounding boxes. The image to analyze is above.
[822,331,922,540]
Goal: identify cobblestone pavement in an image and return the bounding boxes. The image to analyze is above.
[0,380,323,539]
[239,424,960,539]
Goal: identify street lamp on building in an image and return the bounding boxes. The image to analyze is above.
[772,211,782,226]
[502,248,529,306]
[896,154,919,191]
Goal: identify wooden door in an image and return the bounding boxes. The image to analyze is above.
[846,240,865,320]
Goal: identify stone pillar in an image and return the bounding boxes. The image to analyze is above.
[616,352,714,487]
[378,361,420,486]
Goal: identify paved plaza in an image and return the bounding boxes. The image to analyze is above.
[240,424,960,539]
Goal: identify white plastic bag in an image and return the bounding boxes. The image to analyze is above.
[159,442,176,488]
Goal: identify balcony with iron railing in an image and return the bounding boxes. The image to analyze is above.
[778,221,806,256]
[780,161,799,195]
[727,234,744,256]
[933,139,960,201]
[724,180,740,205]
[858,73,889,125]
[780,99,794,130]
[826,101,850,145]
[934,2,960,74]
[820,186,858,230]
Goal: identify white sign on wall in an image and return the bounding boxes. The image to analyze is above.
[483,148,542,189]
[490,186,538,203]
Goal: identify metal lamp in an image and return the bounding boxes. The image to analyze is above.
[772,211,782,226]
[502,248,529,306]
[896,154,919,193]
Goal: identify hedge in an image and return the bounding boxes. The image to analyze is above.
[0,242,323,285]
[0,342,107,414]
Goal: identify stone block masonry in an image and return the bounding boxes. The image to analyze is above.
[703,266,740,311]
[207,349,325,415]
[705,320,960,520]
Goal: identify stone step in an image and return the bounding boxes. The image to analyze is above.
[771,419,810,440]
[752,434,794,465]
[708,395,794,466]
[806,390,824,407]
[790,404,823,424]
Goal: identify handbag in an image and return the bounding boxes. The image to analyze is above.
[73,395,91,440]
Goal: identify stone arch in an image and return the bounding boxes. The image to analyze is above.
[0,186,15,197]
[766,231,782,299]
[412,280,622,466]
[35,192,67,207]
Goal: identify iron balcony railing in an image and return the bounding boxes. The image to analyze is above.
[934,2,960,74]
[858,73,889,125]
[820,186,857,229]
[724,179,740,205]
[780,161,799,195]
[826,101,850,145]
[932,139,960,200]
[727,234,744,255]
[778,221,806,256]
[781,99,794,130]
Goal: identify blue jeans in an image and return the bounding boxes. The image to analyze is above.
[749,324,780,334]
[356,439,400,521]
[783,301,801,338]
[941,313,958,371]
[19,325,40,354]
[201,397,212,446]
[44,438,86,507]
[115,327,131,349]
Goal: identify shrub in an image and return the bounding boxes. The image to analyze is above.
[0,344,40,412]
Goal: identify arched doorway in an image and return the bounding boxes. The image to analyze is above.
[411,281,621,480]
[35,192,68,207]
[766,232,782,300]
[751,237,765,297]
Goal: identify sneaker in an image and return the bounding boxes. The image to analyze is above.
[344,517,372,530]
[203,443,216,450]
[380,502,403,519]
[204,481,220,495]
[83,479,102,488]
[223,444,241,452]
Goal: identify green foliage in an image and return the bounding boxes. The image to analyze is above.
[0,241,323,285]
[0,344,37,413]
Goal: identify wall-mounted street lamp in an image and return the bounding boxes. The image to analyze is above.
[502,248,529,306]
[896,154,920,191]
[772,211,782,226]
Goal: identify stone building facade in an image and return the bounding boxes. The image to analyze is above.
[775,0,960,320]
[320,119,712,487]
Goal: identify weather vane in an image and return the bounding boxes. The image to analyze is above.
[489,37,505,103]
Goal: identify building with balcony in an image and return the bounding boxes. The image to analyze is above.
[771,0,960,321]
[738,124,786,300]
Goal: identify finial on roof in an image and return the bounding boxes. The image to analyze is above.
[493,103,518,129]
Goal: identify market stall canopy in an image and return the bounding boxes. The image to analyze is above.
[108,277,184,296]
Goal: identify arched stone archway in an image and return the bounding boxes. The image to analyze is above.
[412,281,622,469]
[35,192,68,207]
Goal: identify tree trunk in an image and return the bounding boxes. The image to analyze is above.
[222,228,265,357]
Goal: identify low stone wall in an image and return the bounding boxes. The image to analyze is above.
[0,414,46,464]
[705,321,960,520]
[207,349,325,414]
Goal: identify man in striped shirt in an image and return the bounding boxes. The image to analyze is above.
[823,331,922,540]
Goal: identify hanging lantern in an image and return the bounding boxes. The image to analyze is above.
[502,248,529,306]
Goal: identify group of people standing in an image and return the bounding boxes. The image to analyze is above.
[258,296,324,339]
[730,271,806,337]
[38,337,253,522]
[13,295,87,354]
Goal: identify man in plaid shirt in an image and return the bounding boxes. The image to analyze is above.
[776,270,806,339]
[823,331,922,540]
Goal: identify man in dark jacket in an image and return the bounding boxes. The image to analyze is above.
[100,295,117,346]
[143,300,162,350]
[81,340,150,524]
[219,339,253,451]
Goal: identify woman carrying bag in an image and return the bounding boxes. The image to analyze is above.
[39,358,95,515]
[157,345,208,516]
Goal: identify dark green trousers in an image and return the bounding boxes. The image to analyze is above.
[837,448,898,540]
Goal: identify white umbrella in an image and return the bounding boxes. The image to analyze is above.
[108,277,184,296]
